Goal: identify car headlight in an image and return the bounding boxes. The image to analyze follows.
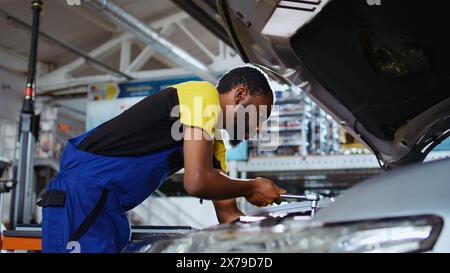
[144,215,443,253]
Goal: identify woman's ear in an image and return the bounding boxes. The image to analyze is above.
[233,86,249,105]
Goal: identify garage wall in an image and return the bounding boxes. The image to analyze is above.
[0,68,24,161]
[0,68,24,122]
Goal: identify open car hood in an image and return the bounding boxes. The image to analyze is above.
[205,0,450,167]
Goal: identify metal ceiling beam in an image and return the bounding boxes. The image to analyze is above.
[0,44,50,73]
[37,13,193,92]
[58,1,118,33]
[84,0,218,84]
[0,9,132,80]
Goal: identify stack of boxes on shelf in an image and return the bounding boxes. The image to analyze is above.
[308,103,340,155]
[338,129,372,155]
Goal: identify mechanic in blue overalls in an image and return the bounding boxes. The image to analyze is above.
[39,67,286,253]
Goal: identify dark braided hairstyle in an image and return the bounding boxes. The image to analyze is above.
[217,66,272,96]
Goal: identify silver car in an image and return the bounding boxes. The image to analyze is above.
[127,0,450,253]
[216,0,450,168]
[130,158,448,253]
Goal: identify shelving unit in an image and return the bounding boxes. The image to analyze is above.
[235,154,380,173]
[248,88,340,158]
[227,86,450,196]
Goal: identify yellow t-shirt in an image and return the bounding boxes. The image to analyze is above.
[172,81,227,172]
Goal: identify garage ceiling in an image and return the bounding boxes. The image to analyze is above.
[0,0,230,75]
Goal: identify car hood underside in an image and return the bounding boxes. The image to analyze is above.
[290,0,450,166]
[210,0,450,167]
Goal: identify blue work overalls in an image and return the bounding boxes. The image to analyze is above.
[41,129,183,253]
